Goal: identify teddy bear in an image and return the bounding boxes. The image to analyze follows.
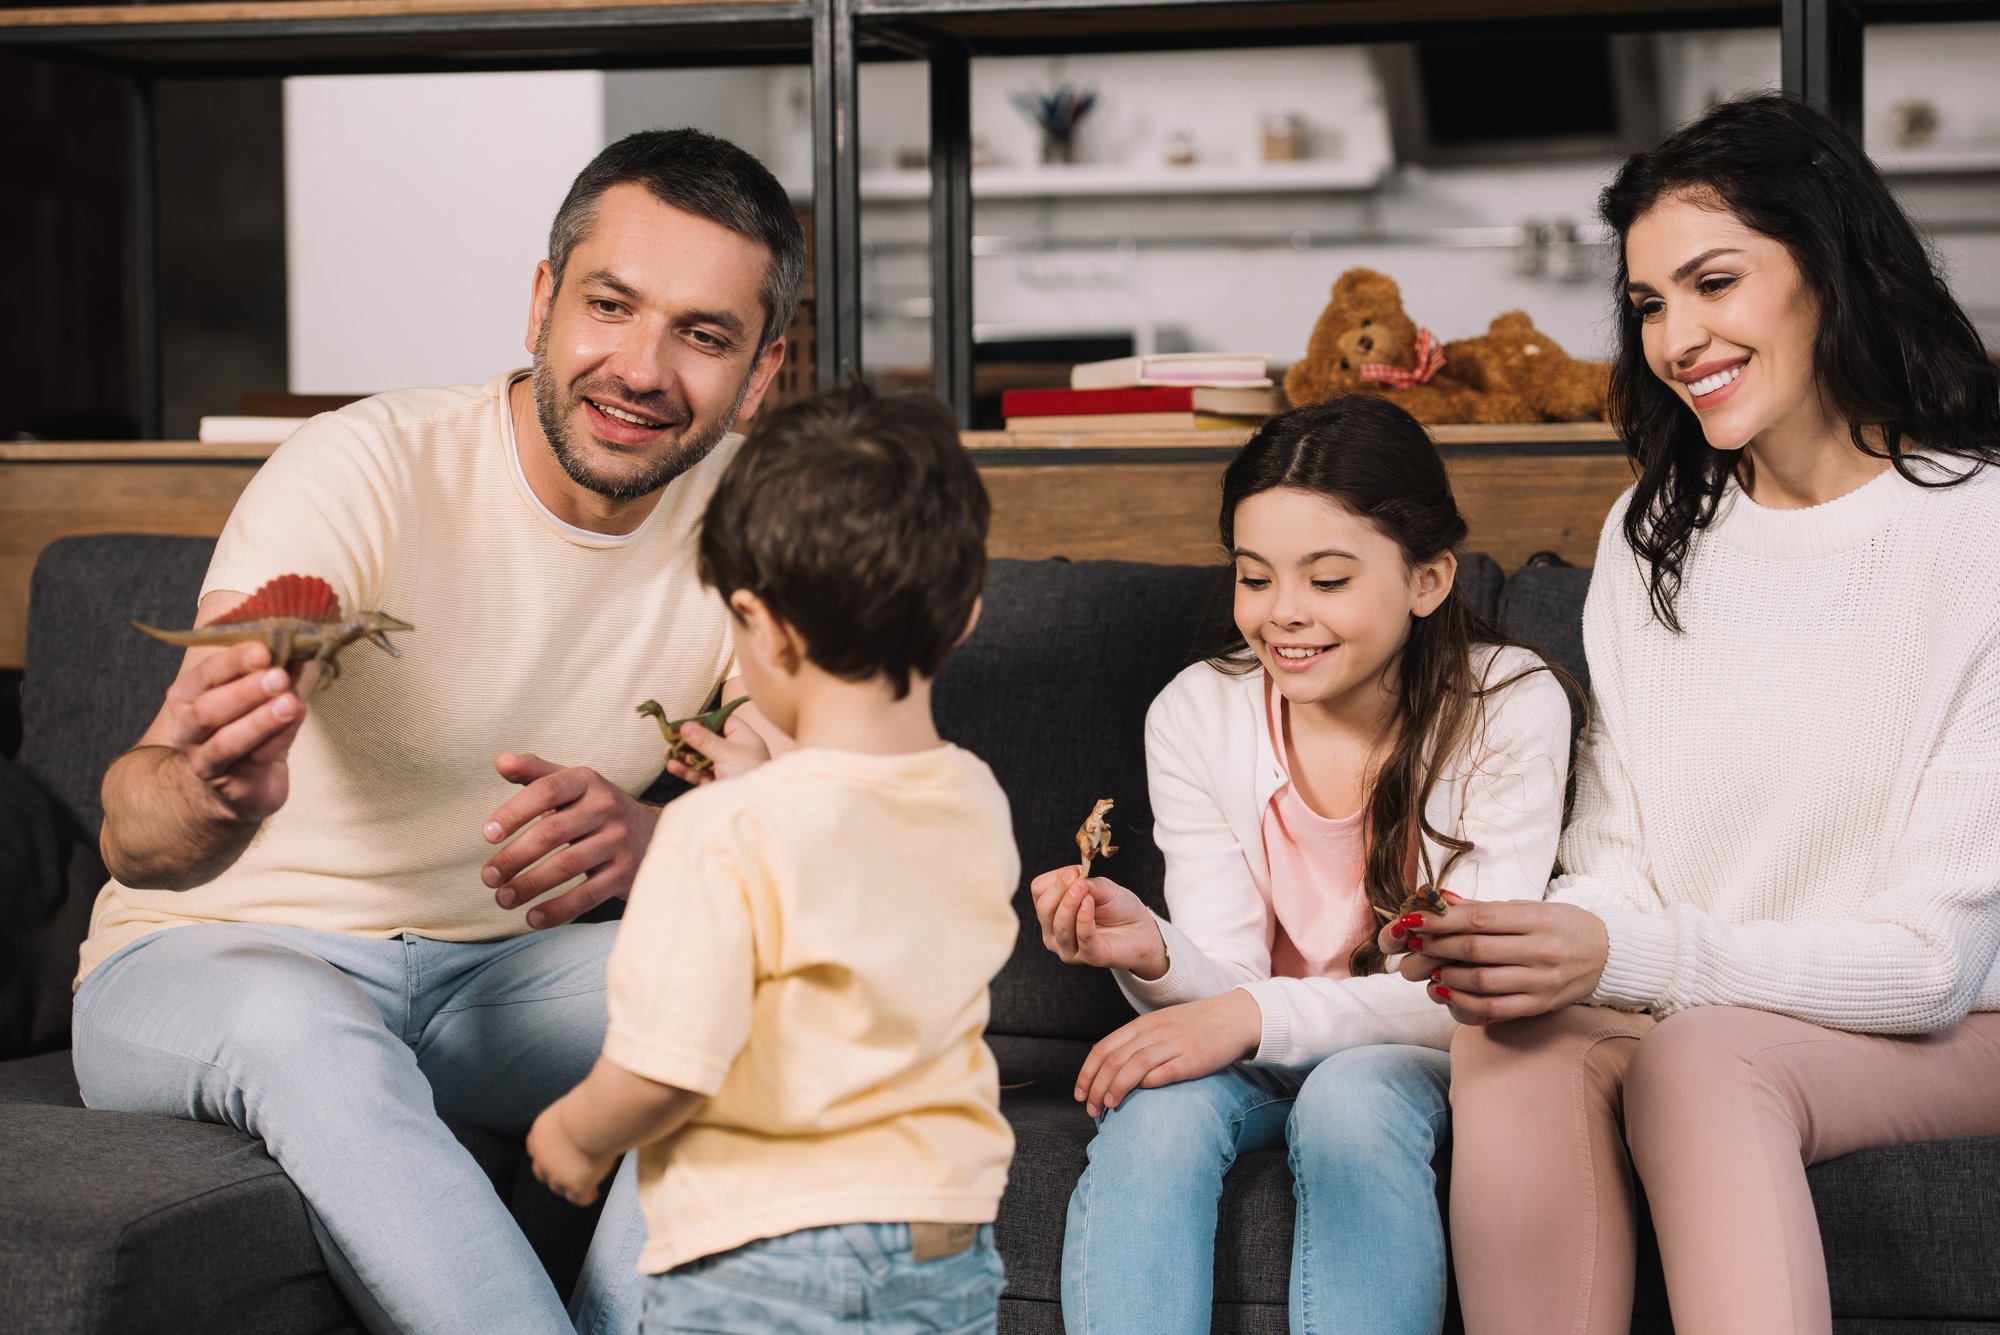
[1283,268,1609,425]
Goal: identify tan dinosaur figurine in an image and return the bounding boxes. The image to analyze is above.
[1075,798,1118,878]
[1372,885,1452,922]
[133,573,414,691]
[636,695,751,773]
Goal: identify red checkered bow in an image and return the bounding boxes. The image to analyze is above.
[1358,328,1445,388]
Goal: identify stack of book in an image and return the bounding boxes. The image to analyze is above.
[1002,352,1282,433]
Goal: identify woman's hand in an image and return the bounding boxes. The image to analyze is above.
[1029,865,1168,977]
[1074,990,1263,1117]
[1376,895,1609,1025]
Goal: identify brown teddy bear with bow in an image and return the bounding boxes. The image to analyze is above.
[1283,268,1609,425]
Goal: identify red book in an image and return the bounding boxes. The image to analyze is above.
[1001,384,1284,419]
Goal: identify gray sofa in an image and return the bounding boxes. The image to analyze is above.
[3,534,1996,1334]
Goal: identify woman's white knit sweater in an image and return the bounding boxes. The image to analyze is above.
[1552,460,2000,1033]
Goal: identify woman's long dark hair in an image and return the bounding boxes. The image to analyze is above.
[1213,396,1571,976]
[1600,93,2000,629]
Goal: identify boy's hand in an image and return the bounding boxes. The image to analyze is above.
[1030,866,1167,978]
[527,1102,619,1208]
[665,712,772,785]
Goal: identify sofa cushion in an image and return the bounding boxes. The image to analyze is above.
[0,1098,356,1335]
[0,1050,605,1334]
[0,754,85,1059]
[19,535,213,839]
[937,559,1229,1045]
[1496,561,1594,698]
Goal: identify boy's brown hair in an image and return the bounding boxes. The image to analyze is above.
[698,384,990,699]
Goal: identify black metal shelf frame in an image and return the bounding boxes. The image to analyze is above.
[5,0,1996,432]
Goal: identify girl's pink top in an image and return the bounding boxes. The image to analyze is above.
[1260,675,1374,981]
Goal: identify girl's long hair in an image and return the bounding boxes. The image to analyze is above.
[1212,396,1571,976]
[1600,92,2000,629]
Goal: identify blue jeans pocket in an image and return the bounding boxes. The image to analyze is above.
[645,1225,1003,1334]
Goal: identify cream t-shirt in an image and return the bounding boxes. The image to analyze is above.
[604,744,1020,1274]
[79,374,737,983]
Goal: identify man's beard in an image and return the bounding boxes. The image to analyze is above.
[531,314,752,502]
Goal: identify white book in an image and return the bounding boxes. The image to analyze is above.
[1070,352,1273,389]
[197,416,309,444]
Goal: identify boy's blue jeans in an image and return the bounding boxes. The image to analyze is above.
[642,1222,1004,1333]
[1062,1044,1451,1335]
[70,920,646,1335]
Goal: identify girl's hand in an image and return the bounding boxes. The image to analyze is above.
[1073,990,1263,1117]
[526,1100,619,1207]
[1029,866,1168,977]
[1385,897,1610,1025]
[665,714,771,785]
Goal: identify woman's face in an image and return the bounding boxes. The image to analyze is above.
[1231,487,1451,717]
[1624,190,1834,455]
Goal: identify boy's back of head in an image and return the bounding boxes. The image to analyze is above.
[698,385,990,700]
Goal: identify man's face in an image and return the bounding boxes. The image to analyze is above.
[526,183,785,501]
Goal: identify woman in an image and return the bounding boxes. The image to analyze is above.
[1388,93,2000,1335]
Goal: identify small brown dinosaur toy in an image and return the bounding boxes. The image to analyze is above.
[1075,798,1118,878]
[637,695,751,773]
[133,574,413,691]
[1372,885,1452,922]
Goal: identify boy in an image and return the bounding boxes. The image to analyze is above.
[526,385,1019,1333]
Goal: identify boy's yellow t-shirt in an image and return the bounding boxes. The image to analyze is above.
[605,743,1020,1274]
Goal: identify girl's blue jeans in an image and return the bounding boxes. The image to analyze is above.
[71,920,646,1335]
[643,1222,1004,1333]
[1062,1043,1452,1335]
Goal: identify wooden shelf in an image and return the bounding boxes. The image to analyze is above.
[0,430,1631,670]
[0,0,811,72]
[853,0,1780,56]
[833,159,1387,202]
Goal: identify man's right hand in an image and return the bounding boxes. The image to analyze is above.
[162,640,311,822]
[1030,866,1169,979]
[101,589,315,890]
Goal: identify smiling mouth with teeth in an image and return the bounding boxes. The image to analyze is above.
[1687,364,1744,399]
[1273,645,1330,659]
[590,398,668,429]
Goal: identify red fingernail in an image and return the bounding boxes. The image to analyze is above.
[1436,985,1453,999]
[1430,968,1442,983]
[1395,913,1425,932]
[1408,935,1425,952]
[1390,922,1407,939]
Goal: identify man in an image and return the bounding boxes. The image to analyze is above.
[74,128,804,1335]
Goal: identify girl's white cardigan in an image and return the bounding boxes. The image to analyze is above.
[1116,645,1573,1067]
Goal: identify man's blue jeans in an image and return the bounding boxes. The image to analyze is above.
[71,921,646,1335]
[1062,1044,1452,1335]
[642,1222,1004,1333]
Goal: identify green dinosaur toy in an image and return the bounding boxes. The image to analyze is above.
[636,695,751,773]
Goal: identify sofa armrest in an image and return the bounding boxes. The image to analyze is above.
[0,752,88,1059]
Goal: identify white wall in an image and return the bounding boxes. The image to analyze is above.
[284,70,605,393]
[281,25,2000,390]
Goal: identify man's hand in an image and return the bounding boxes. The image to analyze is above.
[482,753,659,928]
[527,1100,618,1208]
[1031,866,1168,978]
[1379,896,1609,1025]
[162,640,312,823]
[1074,990,1263,1117]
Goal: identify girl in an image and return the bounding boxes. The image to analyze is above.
[1031,394,1574,1334]
[1392,94,2000,1335]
